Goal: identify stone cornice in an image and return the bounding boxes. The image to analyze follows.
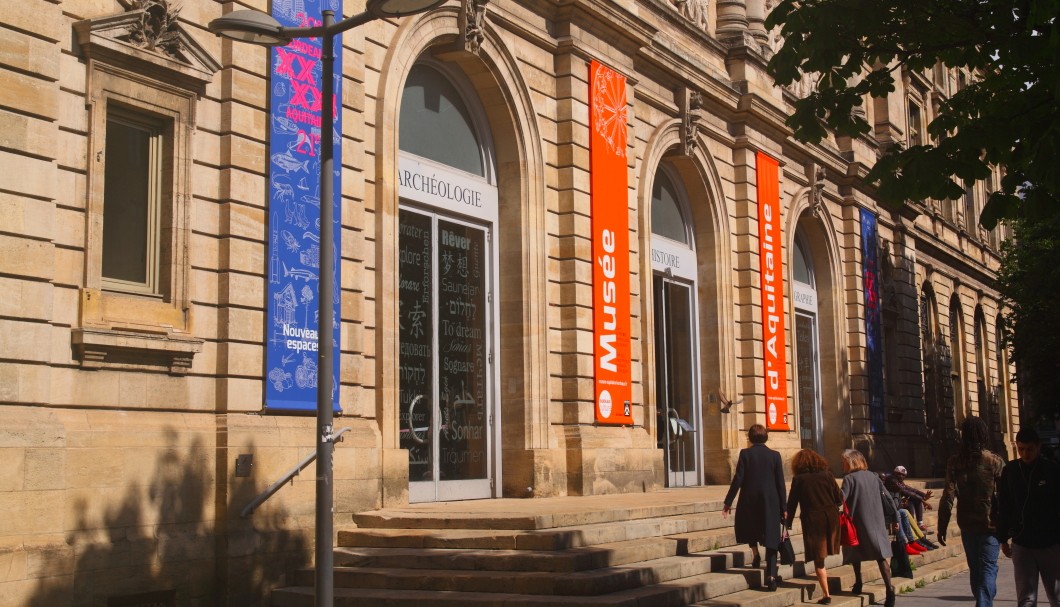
[74,9,220,95]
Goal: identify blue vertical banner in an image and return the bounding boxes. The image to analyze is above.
[264,0,342,412]
[861,209,884,431]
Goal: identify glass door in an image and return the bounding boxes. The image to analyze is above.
[795,312,823,452]
[398,208,493,501]
[654,275,701,487]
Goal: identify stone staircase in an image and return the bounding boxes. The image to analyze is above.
[271,482,962,606]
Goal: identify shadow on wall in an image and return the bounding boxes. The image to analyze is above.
[27,428,309,606]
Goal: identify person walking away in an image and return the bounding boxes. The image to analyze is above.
[724,424,787,591]
[841,449,899,607]
[883,465,934,529]
[998,427,1060,607]
[938,415,1006,607]
[786,449,842,604]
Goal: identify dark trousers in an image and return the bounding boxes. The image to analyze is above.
[905,496,925,523]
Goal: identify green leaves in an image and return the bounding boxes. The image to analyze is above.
[766,0,1060,228]
[996,213,1060,422]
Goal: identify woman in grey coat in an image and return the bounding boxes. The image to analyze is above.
[841,449,898,607]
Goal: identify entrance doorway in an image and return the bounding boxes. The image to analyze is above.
[795,311,823,452]
[398,208,493,501]
[792,235,823,452]
[649,164,702,487]
[654,275,701,486]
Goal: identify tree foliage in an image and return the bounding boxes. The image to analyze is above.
[995,213,1060,422]
[765,0,1060,228]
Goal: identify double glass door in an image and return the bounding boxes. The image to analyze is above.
[398,207,493,501]
[653,275,701,487]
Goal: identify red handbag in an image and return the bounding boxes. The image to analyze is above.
[839,501,860,546]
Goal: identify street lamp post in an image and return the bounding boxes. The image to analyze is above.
[209,1,444,604]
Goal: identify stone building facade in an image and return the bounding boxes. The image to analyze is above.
[0,0,1017,604]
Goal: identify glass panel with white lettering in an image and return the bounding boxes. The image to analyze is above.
[399,208,492,501]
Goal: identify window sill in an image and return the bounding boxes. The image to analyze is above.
[72,327,202,375]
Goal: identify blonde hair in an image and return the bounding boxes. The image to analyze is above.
[841,449,868,472]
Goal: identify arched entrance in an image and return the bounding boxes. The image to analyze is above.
[397,62,499,502]
[949,296,966,424]
[791,233,823,453]
[649,164,702,487]
[920,285,958,474]
[786,208,844,470]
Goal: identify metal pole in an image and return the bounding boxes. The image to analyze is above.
[315,9,336,607]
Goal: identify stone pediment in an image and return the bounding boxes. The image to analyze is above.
[74,1,220,94]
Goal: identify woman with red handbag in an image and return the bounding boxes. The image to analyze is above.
[786,449,843,605]
[841,449,899,607]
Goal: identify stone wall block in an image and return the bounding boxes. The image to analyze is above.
[66,447,124,489]
[0,2,63,42]
[0,110,58,162]
[0,448,27,492]
[0,152,57,202]
[24,448,65,491]
[0,489,64,535]
[0,71,59,123]
[0,319,53,363]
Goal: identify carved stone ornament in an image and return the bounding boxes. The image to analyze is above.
[807,162,826,217]
[121,0,183,58]
[671,0,709,32]
[74,1,220,94]
[677,86,704,157]
[460,0,489,55]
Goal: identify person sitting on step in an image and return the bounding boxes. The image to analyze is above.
[883,465,934,530]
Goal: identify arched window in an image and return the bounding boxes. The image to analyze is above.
[651,167,690,244]
[793,234,814,287]
[400,64,489,178]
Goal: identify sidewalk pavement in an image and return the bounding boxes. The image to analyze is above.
[896,553,1054,606]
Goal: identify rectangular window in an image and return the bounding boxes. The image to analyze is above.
[102,109,164,294]
[964,184,977,234]
[907,102,923,147]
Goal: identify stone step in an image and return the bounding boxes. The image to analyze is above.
[273,566,767,607]
[273,483,962,607]
[353,495,728,530]
[339,510,733,551]
[296,551,740,596]
[334,536,681,572]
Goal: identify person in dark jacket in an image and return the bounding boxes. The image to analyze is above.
[938,415,1005,607]
[786,449,842,604]
[724,424,786,591]
[841,449,898,607]
[998,427,1060,607]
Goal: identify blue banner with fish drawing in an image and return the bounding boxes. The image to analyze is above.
[264,0,342,412]
[861,209,884,432]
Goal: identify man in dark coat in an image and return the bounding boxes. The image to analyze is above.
[997,427,1060,607]
[724,423,787,591]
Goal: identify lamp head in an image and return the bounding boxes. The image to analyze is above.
[208,9,289,46]
[367,0,448,18]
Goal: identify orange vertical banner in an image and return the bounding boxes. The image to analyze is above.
[756,152,790,430]
[589,60,632,425]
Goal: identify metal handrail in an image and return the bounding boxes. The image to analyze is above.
[240,426,352,518]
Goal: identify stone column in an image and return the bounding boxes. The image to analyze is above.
[716,0,748,39]
[746,0,769,48]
